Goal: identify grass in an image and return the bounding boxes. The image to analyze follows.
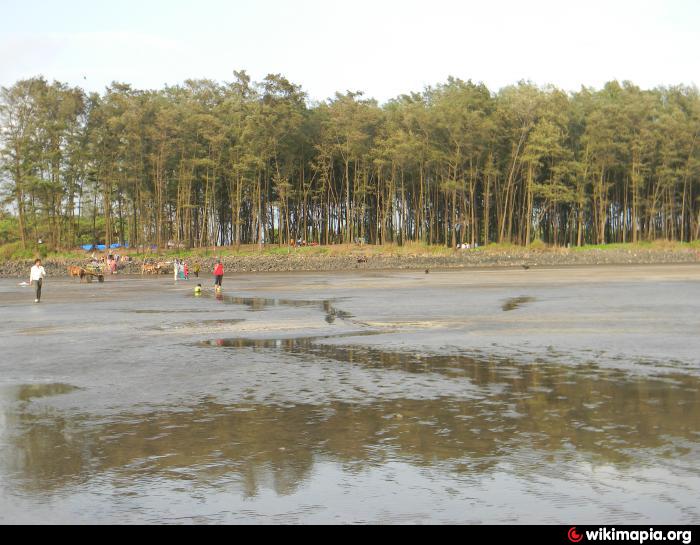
[0,242,34,261]
[572,240,699,252]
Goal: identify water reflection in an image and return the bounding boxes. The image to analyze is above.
[149,319,246,332]
[196,339,700,465]
[198,331,386,349]
[2,384,80,402]
[1,350,698,501]
[201,291,354,324]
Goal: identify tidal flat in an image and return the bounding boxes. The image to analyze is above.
[0,265,698,524]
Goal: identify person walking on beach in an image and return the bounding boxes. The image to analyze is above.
[214,261,224,289]
[174,259,180,282]
[193,262,200,279]
[29,259,46,304]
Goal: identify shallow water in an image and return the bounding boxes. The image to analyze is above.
[0,266,699,524]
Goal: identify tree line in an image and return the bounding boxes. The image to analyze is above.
[1,72,699,251]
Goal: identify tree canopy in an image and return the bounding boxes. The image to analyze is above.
[1,74,699,250]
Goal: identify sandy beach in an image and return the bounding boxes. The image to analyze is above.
[1,264,698,523]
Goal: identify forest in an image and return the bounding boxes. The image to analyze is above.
[1,72,699,252]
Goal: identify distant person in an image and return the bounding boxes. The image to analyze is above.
[29,259,46,304]
[184,262,190,280]
[193,263,201,279]
[174,259,180,282]
[214,261,224,289]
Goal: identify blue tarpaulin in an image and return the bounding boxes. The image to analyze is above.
[81,243,129,251]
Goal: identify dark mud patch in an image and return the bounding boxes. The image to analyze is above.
[18,326,62,336]
[123,309,220,315]
[194,319,246,327]
[502,297,536,312]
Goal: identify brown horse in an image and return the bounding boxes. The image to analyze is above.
[68,266,86,282]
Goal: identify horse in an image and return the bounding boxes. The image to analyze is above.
[142,264,159,275]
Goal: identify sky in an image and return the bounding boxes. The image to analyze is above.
[1,0,699,103]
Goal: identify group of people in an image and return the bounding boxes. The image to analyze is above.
[173,259,224,288]
[90,252,133,275]
[457,243,479,250]
[172,260,204,281]
[26,258,226,304]
[173,259,190,281]
[292,239,320,248]
[192,261,223,297]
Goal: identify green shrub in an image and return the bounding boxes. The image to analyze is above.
[0,242,36,261]
[0,217,19,244]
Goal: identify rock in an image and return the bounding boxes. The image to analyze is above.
[1,247,698,278]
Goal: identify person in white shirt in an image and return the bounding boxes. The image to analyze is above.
[29,259,46,303]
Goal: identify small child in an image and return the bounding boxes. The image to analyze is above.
[195,284,202,296]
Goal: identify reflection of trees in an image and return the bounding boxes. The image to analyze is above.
[1,347,699,497]
[1,413,86,487]
[13,384,79,402]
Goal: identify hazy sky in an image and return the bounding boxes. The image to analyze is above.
[2,0,699,102]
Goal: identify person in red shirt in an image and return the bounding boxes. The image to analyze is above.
[214,261,224,289]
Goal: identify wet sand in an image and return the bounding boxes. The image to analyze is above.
[0,264,699,524]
